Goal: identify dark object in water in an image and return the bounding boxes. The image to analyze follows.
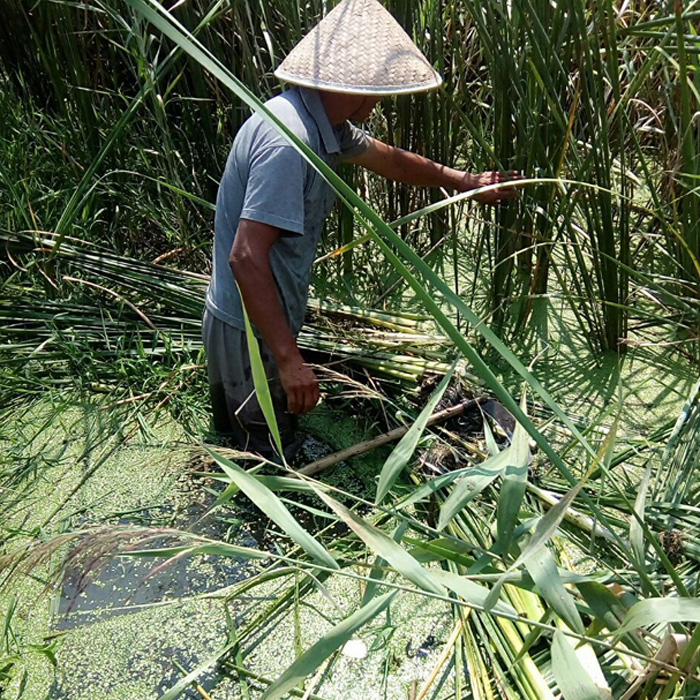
[406,633,439,659]
[479,398,516,440]
[659,528,684,563]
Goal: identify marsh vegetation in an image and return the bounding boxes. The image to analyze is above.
[1,1,699,699]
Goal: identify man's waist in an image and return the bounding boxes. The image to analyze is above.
[204,294,246,331]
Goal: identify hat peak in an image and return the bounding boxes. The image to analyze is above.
[275,0,442,96]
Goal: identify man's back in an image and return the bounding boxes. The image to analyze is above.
[206,87,368,335]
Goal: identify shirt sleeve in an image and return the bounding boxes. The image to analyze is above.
[240,145,307,236]
[336,121,371,161]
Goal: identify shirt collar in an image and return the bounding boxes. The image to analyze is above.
[298,87,341,154]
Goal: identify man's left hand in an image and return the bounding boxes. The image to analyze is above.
[458,170,522,205]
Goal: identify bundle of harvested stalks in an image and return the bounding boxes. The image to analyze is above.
[0,231,479,397]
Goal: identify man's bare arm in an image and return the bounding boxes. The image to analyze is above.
[229,219,319,415]
[346,137,519,204]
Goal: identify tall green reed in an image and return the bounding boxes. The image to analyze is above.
[448,0,699,353]
[121,0,699,682]
[3,2,700,698]
[3,0,696,354]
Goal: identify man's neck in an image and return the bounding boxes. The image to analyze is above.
[318,90,365,126]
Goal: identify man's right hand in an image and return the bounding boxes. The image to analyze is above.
[278,353,320,414]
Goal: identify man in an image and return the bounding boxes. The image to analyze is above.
[203,0,517,459]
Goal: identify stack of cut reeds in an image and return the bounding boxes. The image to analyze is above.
[0,231,480,396]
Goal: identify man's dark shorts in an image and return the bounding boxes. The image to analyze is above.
[202,309,298,460]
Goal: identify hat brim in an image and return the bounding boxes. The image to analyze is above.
[274,68,443,96]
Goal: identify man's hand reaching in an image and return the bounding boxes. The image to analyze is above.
[348,139,524,206]
[278,353,320,415]
[458,170,522,205]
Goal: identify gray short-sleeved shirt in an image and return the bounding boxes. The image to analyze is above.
[205,87,370,335]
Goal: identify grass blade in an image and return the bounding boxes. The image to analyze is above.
[551,629,604,700]
[375,362,455,503]
[260,591,396,700]
[437,447,513,531]
[316,490,445,596]
[360,521,407,606]
[208,449,338,570]
[432,570,517,617]
[524,547,584,635]
[238,283,283,457]
[484,416,618,611]
[615,598,700,637]
[495,391,530,555]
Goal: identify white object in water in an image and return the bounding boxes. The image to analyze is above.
[342,639,368,659]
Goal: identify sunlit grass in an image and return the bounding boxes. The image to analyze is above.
[1,0,700,698]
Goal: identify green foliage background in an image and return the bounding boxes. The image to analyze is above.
[1,1,700,699]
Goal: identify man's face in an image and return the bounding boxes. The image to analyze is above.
[347,96,382,122]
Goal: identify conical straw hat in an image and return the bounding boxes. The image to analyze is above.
[274,0,442,95]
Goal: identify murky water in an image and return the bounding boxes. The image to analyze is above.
[55,491,262,630]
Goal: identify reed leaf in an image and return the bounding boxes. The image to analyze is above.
[615,598,700,637]
[315,490,445,596]
[208,449,338,570]
[495,390,531,556]
[375,362,455,504]
[524,547,584,635]
[437,448,513,531]
[484,413,618,612]
[551,630,604,700]
[260,591,397,700]
[238,282,283,457]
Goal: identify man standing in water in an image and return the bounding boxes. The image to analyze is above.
[203,0,517,459]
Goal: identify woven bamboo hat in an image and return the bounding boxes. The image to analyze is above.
[274,0,442,96]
